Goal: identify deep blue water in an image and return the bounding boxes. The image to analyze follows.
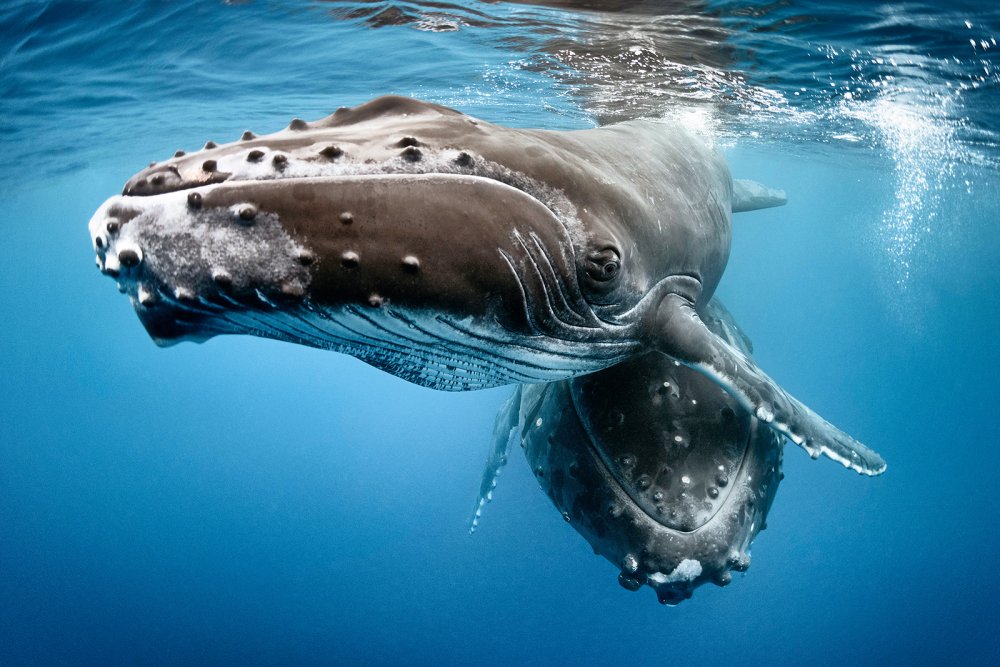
[2,1,999,664]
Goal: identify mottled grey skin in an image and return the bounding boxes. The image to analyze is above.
[88,95,884,474]
[475,300,781,604]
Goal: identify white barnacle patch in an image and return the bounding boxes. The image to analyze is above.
[174,286,196,301]
[103,252,121,274]
[137,285,157,307]
[89,188,312,313]
[755,405,774,423]
[648,559,702,585]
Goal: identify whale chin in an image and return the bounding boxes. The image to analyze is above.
[133,304,214,347]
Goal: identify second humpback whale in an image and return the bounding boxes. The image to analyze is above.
[87,95,885,478]
[473,299,783,604]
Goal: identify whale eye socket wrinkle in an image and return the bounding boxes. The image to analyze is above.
[583,246,621,282]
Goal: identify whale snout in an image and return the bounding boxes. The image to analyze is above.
[91,200,145,281]
[89,188,314,345]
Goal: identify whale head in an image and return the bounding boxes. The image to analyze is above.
[89,96,654,389]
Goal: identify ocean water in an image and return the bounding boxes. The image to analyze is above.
[2,0,999,664]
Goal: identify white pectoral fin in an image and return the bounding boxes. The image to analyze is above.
[732,179,788,213]
[654,293,886,476]
[469,385,523,534]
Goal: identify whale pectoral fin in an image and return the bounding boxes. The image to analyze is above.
[652,292,887,476]
[469,386,523,534]
[732,179,787,213]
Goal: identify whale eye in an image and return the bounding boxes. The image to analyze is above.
[584,247,621,282]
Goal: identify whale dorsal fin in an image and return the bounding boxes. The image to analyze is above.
[732,179,787,213]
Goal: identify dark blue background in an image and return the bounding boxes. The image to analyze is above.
[2,1,998,663]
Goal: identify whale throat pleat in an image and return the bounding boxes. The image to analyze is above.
[199,303,612,391]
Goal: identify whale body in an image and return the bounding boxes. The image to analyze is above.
[87,95,884,477]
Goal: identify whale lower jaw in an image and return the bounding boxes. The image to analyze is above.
[136,290,636,391]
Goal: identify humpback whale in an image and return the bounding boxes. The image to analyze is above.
[87,95,885,479]
[473,299,783,604]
